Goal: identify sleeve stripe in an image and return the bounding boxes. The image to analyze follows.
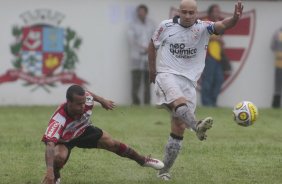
[45,121,61,140]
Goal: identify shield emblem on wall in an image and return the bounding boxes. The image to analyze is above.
[0,9,88,92]
[21,26,64,76]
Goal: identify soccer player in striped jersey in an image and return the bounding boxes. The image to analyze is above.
[42,85,164,184]
[148,0,243,180]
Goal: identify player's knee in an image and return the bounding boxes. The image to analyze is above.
[107,140,119,151]
[172,103,197,129]
[173,103,189,118]
[54,152,67,168]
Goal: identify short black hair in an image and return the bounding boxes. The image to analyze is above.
[207,4,219,17]
[66,85,85,102]
[137,4,148,13]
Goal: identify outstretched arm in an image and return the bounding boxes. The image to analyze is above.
[148,40,157,83]
[214,0,243,34]
[89,92,115,110]
[42,142,55,184]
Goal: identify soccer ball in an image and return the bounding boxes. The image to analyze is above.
[233,101,258,127]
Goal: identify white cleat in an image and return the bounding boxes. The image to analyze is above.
[157,172,171,180]
[143,156,164,170]
[196,117,213,141]
[55,178,61,184]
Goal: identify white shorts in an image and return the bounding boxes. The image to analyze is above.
[154,73,197,112]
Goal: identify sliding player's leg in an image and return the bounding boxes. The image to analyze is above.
[97,130,164,170]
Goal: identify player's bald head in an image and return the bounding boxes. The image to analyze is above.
[178,0,198,27]
[179,0,197,10]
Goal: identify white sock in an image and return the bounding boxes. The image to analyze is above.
[159,134,183,174]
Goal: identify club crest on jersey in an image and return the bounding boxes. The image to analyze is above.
[0,9,88,92]
[169,7,256,92]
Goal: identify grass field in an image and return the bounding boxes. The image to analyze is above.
[0,106,282,184]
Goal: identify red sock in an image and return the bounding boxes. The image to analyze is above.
[116,143,145,165]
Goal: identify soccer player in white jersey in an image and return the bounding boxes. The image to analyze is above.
[148,0,243,180]
[41,85,164,184]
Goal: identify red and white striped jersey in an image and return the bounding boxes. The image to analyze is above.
[42,91,94,143]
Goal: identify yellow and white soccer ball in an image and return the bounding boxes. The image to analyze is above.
[233,101,258,127]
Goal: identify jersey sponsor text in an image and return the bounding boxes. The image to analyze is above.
[169,43,197,59]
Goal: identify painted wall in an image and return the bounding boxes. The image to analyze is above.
[0,0,280,107]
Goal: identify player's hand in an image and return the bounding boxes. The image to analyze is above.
[101,99,116,110]
[42,168,55,184]
[233,0,243,20]
[149,70,156,83]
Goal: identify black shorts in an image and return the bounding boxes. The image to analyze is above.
[61,125,103,150]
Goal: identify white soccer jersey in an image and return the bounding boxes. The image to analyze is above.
[152,17,216,85]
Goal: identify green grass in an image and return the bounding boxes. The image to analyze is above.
[0,106,282,184]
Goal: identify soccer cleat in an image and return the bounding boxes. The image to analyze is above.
[157,172,171,180]
[196,117,213,141]
[55,178,61,184]
[143,156,164,170]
